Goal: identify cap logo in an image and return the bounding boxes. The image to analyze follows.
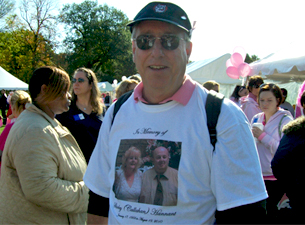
[154,4,167,13]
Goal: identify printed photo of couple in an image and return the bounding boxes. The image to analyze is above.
[113,139,181,206]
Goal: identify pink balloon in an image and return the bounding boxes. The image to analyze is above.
[230,53,244,67]
[226,66,239,79]
[238,63,251,77]
[226,59,233,68]
[233,46,246,61]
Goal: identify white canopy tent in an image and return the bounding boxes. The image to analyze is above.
[250,40,305,105]
[0,66,28,90]
[186,53,242,97]
[98,81,113,92]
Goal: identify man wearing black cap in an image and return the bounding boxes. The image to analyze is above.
[84,2,267,224]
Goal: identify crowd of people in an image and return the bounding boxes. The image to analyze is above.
[0,1,304,224]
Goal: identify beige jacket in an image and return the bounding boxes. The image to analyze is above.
[0,104,89,224]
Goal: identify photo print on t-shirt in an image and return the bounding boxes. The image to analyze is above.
[113,139,181,206]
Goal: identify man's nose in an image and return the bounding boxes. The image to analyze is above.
[151,39,164,57]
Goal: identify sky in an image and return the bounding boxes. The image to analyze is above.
[20,0,305,62]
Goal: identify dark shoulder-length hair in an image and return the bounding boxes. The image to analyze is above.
[29,66,70,105]
[231,85,246,100]
[71,67,104,115]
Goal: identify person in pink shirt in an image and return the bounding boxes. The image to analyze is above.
[229,85,248,106]
[0,90,31,174]
[241,76,264,122]
[251,83,293,223]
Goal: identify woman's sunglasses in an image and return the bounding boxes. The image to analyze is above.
[72,78,85,84]
[133,34,185,51]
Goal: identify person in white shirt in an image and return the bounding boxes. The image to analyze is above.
[84,2,268,224]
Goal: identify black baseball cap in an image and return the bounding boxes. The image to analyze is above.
[127,2,192,36]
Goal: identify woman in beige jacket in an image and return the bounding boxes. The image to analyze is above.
[0,66,89,224]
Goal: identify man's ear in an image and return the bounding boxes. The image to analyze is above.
[186,41,192,61]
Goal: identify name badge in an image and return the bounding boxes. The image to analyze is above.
[73,113,85,121]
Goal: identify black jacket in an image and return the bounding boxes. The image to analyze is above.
[272,116,305,220]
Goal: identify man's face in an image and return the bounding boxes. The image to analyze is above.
[152,147,170,174]
[132,20,192,102]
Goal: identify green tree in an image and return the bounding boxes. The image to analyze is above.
[59,0,136,82]
[0,15,54,83]
[245,54,260,64]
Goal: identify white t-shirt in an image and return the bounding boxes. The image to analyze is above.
[84,84,267,225]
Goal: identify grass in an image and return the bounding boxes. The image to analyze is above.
[0,125,5,135]
[1,109,8,135]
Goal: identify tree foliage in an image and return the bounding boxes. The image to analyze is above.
[0,14,54,83]
[245,54,260,64]
[59,0,136,82]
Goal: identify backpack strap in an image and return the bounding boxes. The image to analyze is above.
[111,89,224,152]
[278,114,288,138]
[205,90,225,151]
[111,90,134,126]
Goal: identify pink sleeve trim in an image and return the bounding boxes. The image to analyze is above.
[258,132,266,141]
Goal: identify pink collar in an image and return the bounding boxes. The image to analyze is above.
[133,75,196,106]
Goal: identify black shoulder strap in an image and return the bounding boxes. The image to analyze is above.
[111,90,134,126]
[111,89,224,151]
[205,90,225,151]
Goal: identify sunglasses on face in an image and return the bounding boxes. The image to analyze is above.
[253,83,263,89]
[133,34,185,50]
[72,78,85,84]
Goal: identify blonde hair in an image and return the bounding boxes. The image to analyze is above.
[72,67,104,115]
[10,90,32,116]
[115,79,139,99]
[122,147,143,171]
[202,80,220,91]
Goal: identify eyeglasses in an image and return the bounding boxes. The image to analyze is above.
[259,83,276,89]
[72,78,85,84]
[133,34,185,50]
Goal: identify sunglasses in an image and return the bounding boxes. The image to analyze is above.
[133,34,185,50]
[72,78,85,84]
[253,83,263,89]
[259,83,275,88]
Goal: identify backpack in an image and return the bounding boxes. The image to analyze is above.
[111,90,224,151]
